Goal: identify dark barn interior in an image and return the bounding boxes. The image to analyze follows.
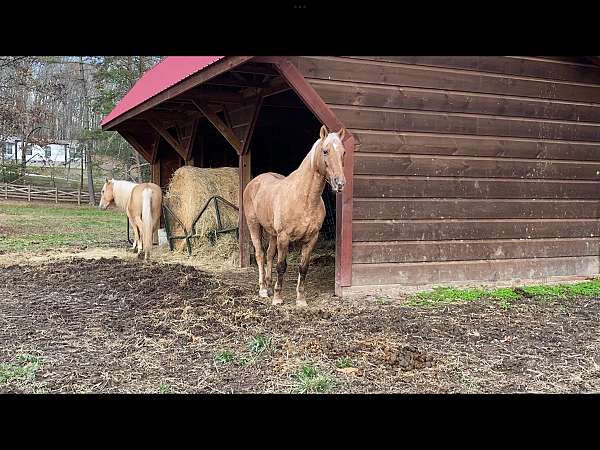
[248,90,336,240]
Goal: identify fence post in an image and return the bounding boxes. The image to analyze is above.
[28,185,31,202]
[55,187,58,204]
[4,183,7,199]
[77,189,81,206]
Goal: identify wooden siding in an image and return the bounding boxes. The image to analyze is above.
[294,56,600,287]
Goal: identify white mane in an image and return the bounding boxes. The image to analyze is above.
[111,179,138,210]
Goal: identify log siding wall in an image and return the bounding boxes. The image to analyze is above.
[293,56,600,287]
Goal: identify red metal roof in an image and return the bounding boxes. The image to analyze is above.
[100,56,225,128]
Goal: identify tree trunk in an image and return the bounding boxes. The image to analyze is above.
[79,57,96,205]
[20,135,27,176]
[86,142,95,204]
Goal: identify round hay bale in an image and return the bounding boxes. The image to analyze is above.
[164,166,239,256]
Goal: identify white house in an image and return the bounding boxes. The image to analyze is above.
[1,137,82,166]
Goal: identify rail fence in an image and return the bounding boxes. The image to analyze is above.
[1,183,101,205]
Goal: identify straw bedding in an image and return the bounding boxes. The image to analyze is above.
[164,166,239,264]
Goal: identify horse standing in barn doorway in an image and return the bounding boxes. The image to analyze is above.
[99,179,163,261]
[244,125,347,307]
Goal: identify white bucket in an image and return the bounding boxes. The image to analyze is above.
[158,228,168,246]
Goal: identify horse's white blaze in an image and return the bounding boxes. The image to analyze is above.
[323,132,343,155]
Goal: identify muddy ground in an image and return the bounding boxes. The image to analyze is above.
[2,252,600,393]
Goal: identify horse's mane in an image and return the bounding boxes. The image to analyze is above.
[111,179,138,210]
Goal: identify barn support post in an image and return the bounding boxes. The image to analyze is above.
[238,151,252,267]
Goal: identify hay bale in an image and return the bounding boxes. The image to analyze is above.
[164,166,239,255]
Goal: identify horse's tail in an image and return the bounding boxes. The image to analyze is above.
[142,187,153,259]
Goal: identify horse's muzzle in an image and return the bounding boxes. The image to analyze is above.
[331,176,346,193]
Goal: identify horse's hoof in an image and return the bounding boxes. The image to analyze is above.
[136,252,144,260]
[296,299,308,308]
[272,297,284,306]
[259,288,270,298]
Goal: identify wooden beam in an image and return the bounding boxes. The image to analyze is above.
[102,56,254,130]
[239,151,251,267]
[150,132,160,164]
[204,75,266,88]
[191,99,243,155]
[262,79,291,98]
[176,117,199,161]
[118,130,152,162]
[146,119,187,160]
[231,64,278,76]
[242,90,263,154]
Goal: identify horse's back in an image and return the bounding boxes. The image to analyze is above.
[129,182,162,214]
[244,172,284,199]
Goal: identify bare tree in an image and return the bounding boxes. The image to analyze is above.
[79,57,96,205]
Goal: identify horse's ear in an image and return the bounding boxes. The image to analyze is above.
[339,127,346,140]
[104,177,109,183]
[320,125,328,140]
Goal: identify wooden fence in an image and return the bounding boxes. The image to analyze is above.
[1,183,101,205]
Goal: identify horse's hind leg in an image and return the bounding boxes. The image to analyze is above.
[296,233,319,307]
[272,233,290,306]
[126,212,139,253]
[264,234,277,297]
[133,216,145,260]
[248,220,268,297]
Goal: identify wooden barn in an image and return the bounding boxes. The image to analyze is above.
[101,56,600,296]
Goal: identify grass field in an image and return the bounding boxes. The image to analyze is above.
[0,200,124,252]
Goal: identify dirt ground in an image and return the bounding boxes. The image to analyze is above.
[2,245,600,393]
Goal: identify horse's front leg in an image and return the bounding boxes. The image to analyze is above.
[248,221,268,297]
[273,234,290,306]
[264,234,277,297]
[296,233,319,307]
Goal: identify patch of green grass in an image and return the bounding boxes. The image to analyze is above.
[0,354,41,385]
[248,334,270,355]
[158,382,172,394]
[0,201,123,252]
[336,357,354,369]
[563,279,600,297]
[407,287,487,307]
[215,349,235,364]
[293,363,333,394]
[519,284,566,299]
[406,278,600,309]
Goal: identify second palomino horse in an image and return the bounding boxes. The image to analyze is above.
[99,179,163,260]
[243,125,347,307]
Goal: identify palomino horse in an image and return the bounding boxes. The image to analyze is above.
[243,125,347,307]
[99,178,163,260]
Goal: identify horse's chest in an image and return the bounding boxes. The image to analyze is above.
[283,207,324,240]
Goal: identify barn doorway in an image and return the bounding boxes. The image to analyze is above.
[245,88,337,293]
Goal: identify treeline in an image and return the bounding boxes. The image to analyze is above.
[0,56,162,202]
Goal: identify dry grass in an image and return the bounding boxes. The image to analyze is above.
[164,166,239,252]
